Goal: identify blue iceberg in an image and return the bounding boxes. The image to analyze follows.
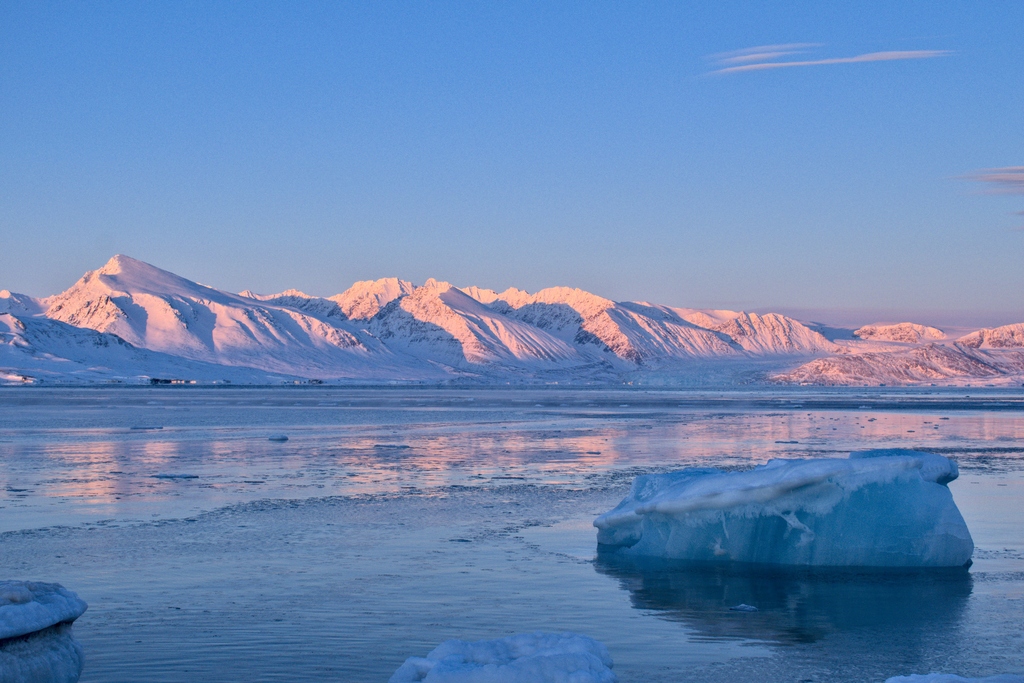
[594,450,974,568]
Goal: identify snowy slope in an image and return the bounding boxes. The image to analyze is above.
[477,289,739,363]
[331,278,414,320]
[673,308,839,354]
[40,256,439,380]
[0,290,42,316]
[0,313,290,384]
[957,323,1024,349]
[238,289,346,321]
[775,344,1024,386]
[4,255,1024,385]
[854,323,946,343]
[370,279,586,369]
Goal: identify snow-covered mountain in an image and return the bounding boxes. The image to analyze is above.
[35,256,443,381]
[2,255,1023,386]
[853,323,946,343]
[0,312,288,384]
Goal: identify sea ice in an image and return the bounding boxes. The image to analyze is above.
[0,582,87,641]
[388,631,617,683]
[0,582,87,683]
[594,449,974,567]
[885,675,1024,682]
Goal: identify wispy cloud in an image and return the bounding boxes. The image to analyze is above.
[967,167,1024,194]
[708,44,951,75]
[711,43,822,66]
[965,169,1024,231]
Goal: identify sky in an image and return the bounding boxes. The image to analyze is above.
[1,1,1022,326]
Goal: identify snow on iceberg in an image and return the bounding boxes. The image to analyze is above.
[389,631,617,683]
[594,450,974,567]
[885,675,1024,683]
[0,581,87,683]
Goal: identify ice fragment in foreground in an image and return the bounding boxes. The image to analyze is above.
[885,675,1024,682]
[0,581,87,683]
[595,450,973,567]
[389,631,617,683]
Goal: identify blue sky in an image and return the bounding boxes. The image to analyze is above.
[2,2,1022,326]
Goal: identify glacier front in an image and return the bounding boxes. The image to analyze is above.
[594,450,974,568]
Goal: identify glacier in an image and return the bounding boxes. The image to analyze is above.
[0,582,87,683]
[389,632,616,683]
[594,450,974,567]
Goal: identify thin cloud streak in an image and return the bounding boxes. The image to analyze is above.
[712,43,821,65]
[967,167,1024,194]
[711,49,951,74]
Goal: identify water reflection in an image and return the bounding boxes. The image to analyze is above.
[595,552,972,646]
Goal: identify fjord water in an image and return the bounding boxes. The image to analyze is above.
[1,387,1023,682]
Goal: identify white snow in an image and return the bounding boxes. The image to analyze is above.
[595,450,974,567]
[389,631,617,683]
[4,254,1024,385]
[958,323,1024,349]
[330,277,415,320]
[855,323,946,343]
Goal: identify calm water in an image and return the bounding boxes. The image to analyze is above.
[1,387,1023,682]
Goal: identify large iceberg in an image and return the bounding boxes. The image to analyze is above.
[594,450,974,567]
[389,631,617,683]
[0,582,87,683]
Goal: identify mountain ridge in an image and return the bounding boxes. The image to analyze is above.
[3,255,1023,386]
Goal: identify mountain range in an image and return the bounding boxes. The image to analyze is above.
[2,255,1023,386]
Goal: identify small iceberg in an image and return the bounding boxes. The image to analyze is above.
[389,631,617,683]
[886,676,1024,683]
[267,435,289,442]
[729,604,758,612]
[595,449,974,568]
[0,581,88,683]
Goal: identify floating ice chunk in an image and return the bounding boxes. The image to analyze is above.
[0,582,87,641]
[885,675,1024,683]
[0,582,87,683]
[594,450,974,567]
[389,631,617,683]
[729,604,758,612]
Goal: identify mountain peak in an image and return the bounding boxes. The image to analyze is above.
[98,254,137,273]
[421,278,453,293]
[330,277,415,320]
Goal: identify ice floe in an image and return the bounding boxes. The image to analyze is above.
[389,631,617,683]
[595,449,974,567]
[0,582,87,683]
